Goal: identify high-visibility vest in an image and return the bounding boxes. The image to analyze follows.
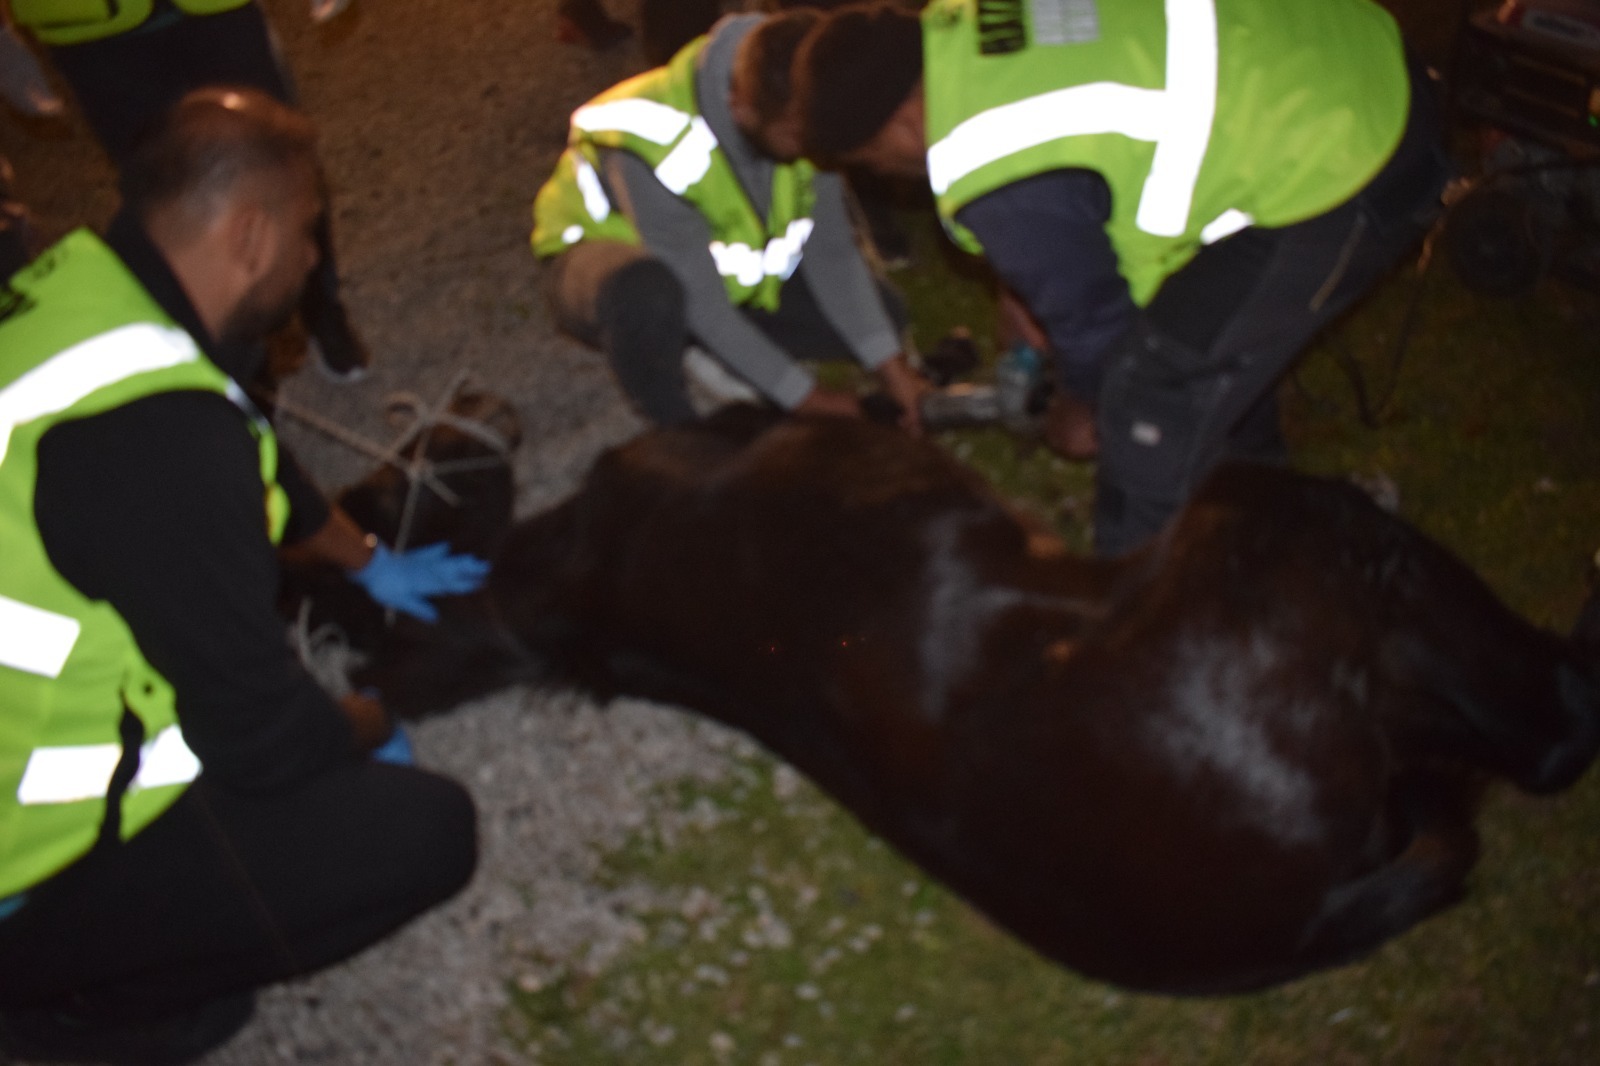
[8,0,251,45]
[0,229,288,898]
[532,34,819,313]
[922,0,1411,304]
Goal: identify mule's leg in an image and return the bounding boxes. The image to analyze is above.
[1572,570,1600,662]
[1293,771,1481,976]
[1557,575,1600,779]
[1375,528,1600,795]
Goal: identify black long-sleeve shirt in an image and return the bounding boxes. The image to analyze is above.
[31,213,357,792]
[954,168,1136,405]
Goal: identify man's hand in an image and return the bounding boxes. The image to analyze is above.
[877,353,933,436]
[286,505,379,572]
[794,386,864,419]
[1043,392,1099,460]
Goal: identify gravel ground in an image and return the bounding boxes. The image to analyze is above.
[1,1,752,1060]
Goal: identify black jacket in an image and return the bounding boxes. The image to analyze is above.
[32,212,357,792]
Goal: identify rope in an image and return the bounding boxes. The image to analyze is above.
[270,368,516,553]
[289,599,366,699]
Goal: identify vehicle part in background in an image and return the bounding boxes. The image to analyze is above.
[1447,0,1600,294]
[1453,0,1600,151]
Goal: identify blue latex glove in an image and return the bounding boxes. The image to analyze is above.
[350,541,490,623]
[370,723,415,766]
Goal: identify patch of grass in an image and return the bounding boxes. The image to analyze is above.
[935,425,1097,551]
[505,750,1600,1064]
[1287,259,1600,626]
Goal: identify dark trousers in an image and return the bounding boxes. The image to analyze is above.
[0,763,476,1021]
[546,240,907,425]
[47,2,351,359]
[1092,60,1452,555]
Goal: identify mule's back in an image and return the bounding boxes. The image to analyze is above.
[483,413,1599,994]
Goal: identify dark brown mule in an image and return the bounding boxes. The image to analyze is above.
[279,389,522,660]
[381,406,1600,994]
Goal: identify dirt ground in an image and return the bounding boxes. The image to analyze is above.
[1,1,752,1061]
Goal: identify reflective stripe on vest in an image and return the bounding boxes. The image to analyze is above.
[0,323,200,679]
[656,117,717,195]
[0,322,200,470]
[1200,207,1254,245]
[573,98,691,145]
[559,157,614,246]
[927,0,1222,239]
[16,725,200,806]
[709,219,816,288]
[573,100,719,197]
[0,593,80,679]
[568,101,819,287]
[576,158,612,222]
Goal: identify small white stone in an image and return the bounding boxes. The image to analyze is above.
[772,763,802,800]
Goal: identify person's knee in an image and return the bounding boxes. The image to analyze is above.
[376,768,478,905]
[1092,324,1210,554]
[419,774,478,900]
[597,256,685,342]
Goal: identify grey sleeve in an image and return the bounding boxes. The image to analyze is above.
[605,150,816,409]
[795,171,902,370]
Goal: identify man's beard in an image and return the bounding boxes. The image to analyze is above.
[220,277,306,348]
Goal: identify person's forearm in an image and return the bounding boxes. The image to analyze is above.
[282,506,376,572]
[800,173,901,369]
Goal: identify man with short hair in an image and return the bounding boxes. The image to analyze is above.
[795,0,1450,554]
[0,88,481,1064]
[534,9,931,430]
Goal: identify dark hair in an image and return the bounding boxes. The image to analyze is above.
[793,2,922,167]
[741,9,825,126]
[120,86,319,231]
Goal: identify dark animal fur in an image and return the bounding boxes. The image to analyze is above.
[364,405,1600,994]
[278,390,523,667]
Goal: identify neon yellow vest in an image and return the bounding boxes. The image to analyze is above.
[922,0,1410,304]
[0,229,288,897]
[532,36,819,313]
[8,0,250,45]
